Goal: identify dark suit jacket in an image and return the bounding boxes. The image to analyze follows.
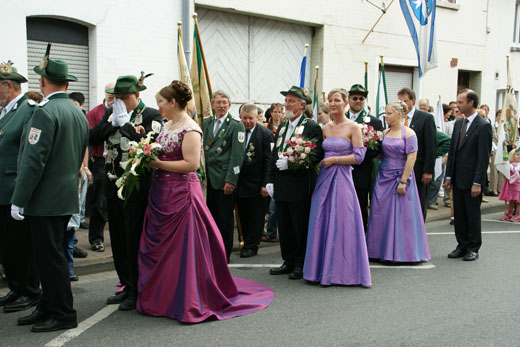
[445,115,492,189]
[352,114,384,190]
[266,115,324,202]
[409,109,437,180]
[238,124,274,198]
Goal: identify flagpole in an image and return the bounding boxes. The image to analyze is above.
[193,13,213,96]
[364,61,368,89]
[322,90,326,102]
[314,65,319,91]
[362,0,395,43]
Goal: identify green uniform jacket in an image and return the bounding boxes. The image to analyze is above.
[11,93,89,216]
[436,130,451,157]
[0,95,36,205]
[202,113,246,189]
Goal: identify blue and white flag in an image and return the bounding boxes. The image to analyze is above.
[400,0,438,77]
[298,44,309,88]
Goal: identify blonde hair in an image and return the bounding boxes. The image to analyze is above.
[327,88,348,102]
[508,149,520,163]
[387,100,409,115]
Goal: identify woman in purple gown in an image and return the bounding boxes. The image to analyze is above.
[303,88,371,286]
[366,101,431,263]
[136,81,274,323]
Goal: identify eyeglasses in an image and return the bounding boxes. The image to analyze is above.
[350,96,365,102]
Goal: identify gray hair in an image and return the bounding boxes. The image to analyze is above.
[211,90,231,104]
[240,103,258,116]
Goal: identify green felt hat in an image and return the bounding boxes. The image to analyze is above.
[33,43,77,82]
[106,75,147,95]
[0,61,28,83]
[280,85,312,105]
[348,84,368,97]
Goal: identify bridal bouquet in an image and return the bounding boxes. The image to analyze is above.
[116,132,162,200]
[361,123,383,151]
[282,134,318,171]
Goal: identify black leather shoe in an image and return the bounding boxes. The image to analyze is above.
[463,251,479,261]
[73,247,88,258]
[448,248,465,258]
[288,267,303,280]
[17,309,49,326]
[31,318,77,333]
[106,291,128,305]
[118,297,136,311]
[240,249,257,258]
[269,263,294,275]
[0,291,19,306]
[3,296,39,313]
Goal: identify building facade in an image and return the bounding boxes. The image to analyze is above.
[4,0,520,120]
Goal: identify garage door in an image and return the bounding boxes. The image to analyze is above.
[196,7,314,115]
[383,65,414,103]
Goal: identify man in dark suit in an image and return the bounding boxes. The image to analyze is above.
[346,84,383,230]
[0,62,41,313]
[445,89,492,261]
[237,104,274,258]
[90,74,163,311]
[398,88,437,220]
[266,86,324,280]
[11,53,89,332]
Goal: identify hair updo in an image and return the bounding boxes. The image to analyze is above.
[159,80,192,108]
[387,100,409,115]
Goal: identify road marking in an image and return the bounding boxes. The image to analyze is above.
[427,230,520,235]
[45,305,118,347]
[229,263,435,269]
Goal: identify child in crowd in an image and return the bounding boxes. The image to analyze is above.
[498,148,520,221]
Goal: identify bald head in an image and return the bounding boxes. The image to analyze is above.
[105,82,115,107]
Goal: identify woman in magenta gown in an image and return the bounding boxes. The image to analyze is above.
[366,101,430,263]
[303,88,371,286]
[136,81,274,323]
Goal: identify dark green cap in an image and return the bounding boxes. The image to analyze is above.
[348,84,368,97]
[0,61,28,83]
[281,85,312,105]
[106,75,147,95]
[33,58,77,82]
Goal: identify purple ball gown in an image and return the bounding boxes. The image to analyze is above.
[366,126,431,262]
[137,125,274,323]
[303,137,372,286]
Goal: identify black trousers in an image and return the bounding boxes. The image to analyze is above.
[415,172,428,220]
[0,205,40,297]
[354,187,369,232]
[88,157,107,244]
[28,215,76,323]
[237,196,267,252]
[276,200,311,268]
[453,187,483,253]
[106,177,150,297]
[206,177,236,258]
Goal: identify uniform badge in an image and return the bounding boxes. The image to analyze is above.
[204,145,209,151]
[278,127,286,136]
[276,137,283,148]
[233,166,240,175]
[121,153,129,162]
[134,114,143,125]
[222,140,227,146]
[120,137,130,151]
[363,116,371,123]
[247,157,252,163]
[238,131,245,143]
[0,130,4,138]
[28,127,42,145]
[216,147,223,154]
[152,120,162,133]
[108,132,121,145]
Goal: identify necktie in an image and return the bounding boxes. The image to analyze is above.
[404,115,409,127]
[457,118,469,149]
[213,119,220,136]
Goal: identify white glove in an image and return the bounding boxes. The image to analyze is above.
[266,183,274,198]
[112,99,130,126]
[11,205,24,221]
[276,157,289,171]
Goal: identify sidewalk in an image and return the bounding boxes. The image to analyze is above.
[0,195,507,287]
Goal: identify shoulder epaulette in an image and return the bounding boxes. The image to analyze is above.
[38,100,49,107]
[27,99,37,106]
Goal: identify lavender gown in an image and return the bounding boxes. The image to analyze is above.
[366,126,431,262]
[303,137,372,286]
[137,125,274,323]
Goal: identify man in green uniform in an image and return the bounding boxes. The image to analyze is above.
[90,74,162,310]
[202,90,246,261]
[11,50,89,332]
[0,61,41,313]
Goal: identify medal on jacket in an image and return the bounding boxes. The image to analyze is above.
[0,130,3,138]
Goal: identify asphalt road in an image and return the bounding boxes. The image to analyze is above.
[1,211,519,347]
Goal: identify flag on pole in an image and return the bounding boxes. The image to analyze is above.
[190,17,212,124]
[495,57,519,179]
[375,61,388,126]
[399,0,438,77]
[298,44,309,88]
[177,23,196,118]
[313,66,319,122]
[364,61,369,114]
[433,97,444,180]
